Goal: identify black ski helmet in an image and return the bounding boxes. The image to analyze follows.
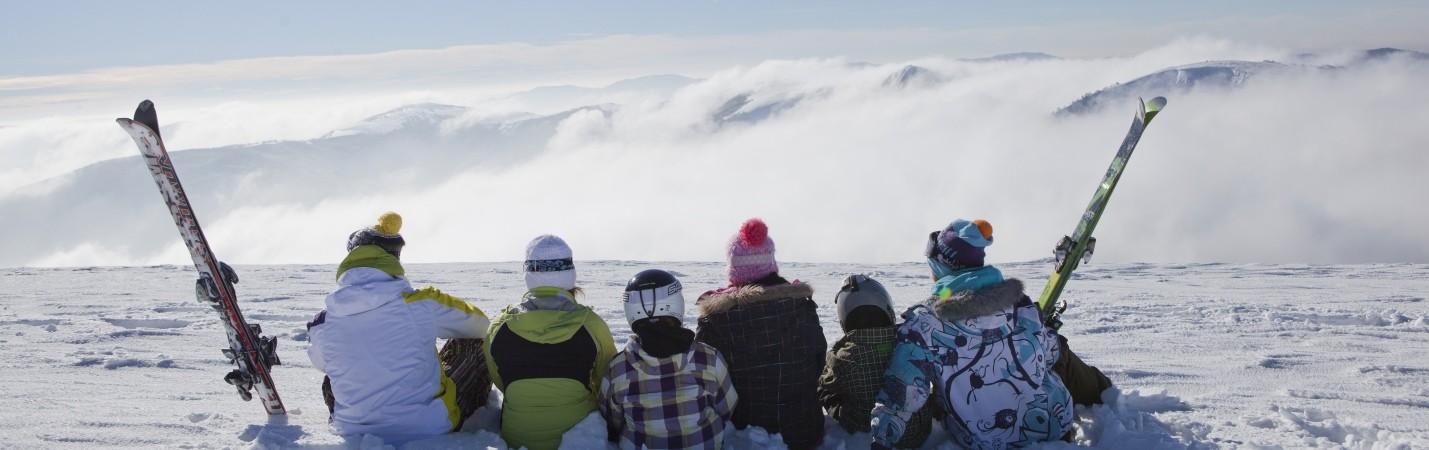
[623,269,685,326]
[834,274,896,332]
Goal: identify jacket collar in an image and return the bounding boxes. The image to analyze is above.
[336,245,404,281]
[518,287,579,312]
[929,278,1026,321]
[697,279,814,316]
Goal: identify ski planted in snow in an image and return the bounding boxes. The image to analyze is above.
[1037,96,1167,330]
[117,100,286,415]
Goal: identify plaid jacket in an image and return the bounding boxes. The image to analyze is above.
[818,326,935,449]
[695,278,827,450]
[600,335,738,450]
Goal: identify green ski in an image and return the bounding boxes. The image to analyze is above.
[1037,96,1167,328]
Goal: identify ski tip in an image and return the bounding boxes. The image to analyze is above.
[1141,96,1167,126]
[1146,96,1167,113]
[134,100,155,120]
[132,100,161,139]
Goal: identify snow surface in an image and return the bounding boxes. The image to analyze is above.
[2,261,1427,449]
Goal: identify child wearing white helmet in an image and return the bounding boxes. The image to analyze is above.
[599,269,739,449]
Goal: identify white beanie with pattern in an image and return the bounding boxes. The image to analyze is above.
[524,234,576,290]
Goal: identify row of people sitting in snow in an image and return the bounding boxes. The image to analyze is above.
[306,212,1114,450]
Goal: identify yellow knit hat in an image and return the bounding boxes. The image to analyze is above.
[347,211,406,258]
[374,211,402,236]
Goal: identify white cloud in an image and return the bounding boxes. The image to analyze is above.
[6,37,1428,266]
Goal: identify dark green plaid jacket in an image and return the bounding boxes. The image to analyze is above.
[818,326,935,449]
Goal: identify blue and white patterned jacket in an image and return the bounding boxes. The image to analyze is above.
[870,269,1073,450]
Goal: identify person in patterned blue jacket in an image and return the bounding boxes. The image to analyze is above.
[871,218,1079,450]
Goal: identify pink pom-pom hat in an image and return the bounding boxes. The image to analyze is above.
[727,218,778,285]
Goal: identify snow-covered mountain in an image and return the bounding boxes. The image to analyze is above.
[1058,60,1292,116]
[1353,47,1429,63]
[963,52,1060,63]
[1058,48,1429,115]
[322,103,471,138]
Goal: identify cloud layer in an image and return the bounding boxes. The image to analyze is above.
[5,36,1427,267]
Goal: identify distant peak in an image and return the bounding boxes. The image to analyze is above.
[325,103,468,138]
[1362,47,1429,61]
[965,52,1060,63]
[365,103,466,120]
[604,74,698,90]
[885,65,939,88]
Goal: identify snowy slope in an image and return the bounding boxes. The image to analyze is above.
[1056,60,1295,116]
[2,261,1426,449]
[1056,48,1429,115]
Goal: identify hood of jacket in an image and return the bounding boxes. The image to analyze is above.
[930,278,1026,321]
[336,245,404,281]
[623,334,699,375]
[326,266,411,317]
[496,291,594,344]
[844,325,898,346]
[697,281,815,316]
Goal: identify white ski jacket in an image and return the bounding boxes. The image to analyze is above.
[307,266,489,445]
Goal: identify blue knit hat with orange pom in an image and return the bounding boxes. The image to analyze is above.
[347,211,406,259]
[925,218,994,275]
[727,218,778,285]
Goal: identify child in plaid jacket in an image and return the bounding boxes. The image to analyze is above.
[601,270,739,450]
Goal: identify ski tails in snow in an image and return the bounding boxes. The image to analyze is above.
[117,100,286,415]
[1037,96,1167,329]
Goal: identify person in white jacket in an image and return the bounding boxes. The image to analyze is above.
[307,212,491,446]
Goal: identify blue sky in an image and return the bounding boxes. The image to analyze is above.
[6,1,1427,76]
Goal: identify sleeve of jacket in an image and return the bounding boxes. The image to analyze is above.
[407,286,490,339]
[483,307,514,391]
[870,327,939,449]
[708,346,739,419]
[694,316,726,358]
[598,357,624,443]
[584,310,619,391]
[306,310,328,373]
[800,298,829,373]
[817,348,845,422]
[1028,294,1063,369]
[1043,321,1063,371]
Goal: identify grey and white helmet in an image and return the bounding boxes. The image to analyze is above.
[834,274,896,331]
[623,269,686,326]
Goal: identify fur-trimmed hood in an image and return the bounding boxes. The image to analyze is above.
[931,278,1026,321]
[697,281,815,316]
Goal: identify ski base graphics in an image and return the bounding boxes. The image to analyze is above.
[117,100,286,415]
